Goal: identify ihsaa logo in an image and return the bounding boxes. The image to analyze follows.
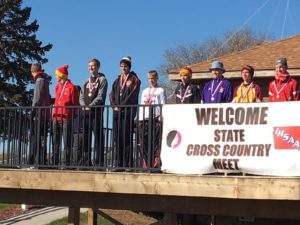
[273,127,300,150]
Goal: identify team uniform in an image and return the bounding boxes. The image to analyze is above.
[232,82,263,103]
[269,74,299,102]
[138,85,166,168]
[201,77,233,103]
[80,73,107,166]
[139,86,166,120]
[110,71,140,167]
[175,83,200,104]
[52,79,79,165]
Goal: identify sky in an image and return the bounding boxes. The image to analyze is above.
[22,0,300,101]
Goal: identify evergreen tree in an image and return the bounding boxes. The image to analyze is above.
[0,0,52,106]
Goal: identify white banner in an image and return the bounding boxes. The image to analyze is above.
[161,102,300,176]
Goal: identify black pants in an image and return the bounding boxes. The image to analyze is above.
[52,120,72,166]
[113,115,134,168]
[71,131,83,166]
[81,112,105,167]
[29,117,48,165]
[138,119,162,168]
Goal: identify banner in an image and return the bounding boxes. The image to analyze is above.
[160,102,300,176]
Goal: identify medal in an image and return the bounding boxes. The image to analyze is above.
[210,79,223,102]
[119,74,130,97]
[88,76,100,98]
[147,87,156,104]
[237,82,253,102]
[180,85,190,103]
[273,76,290,100]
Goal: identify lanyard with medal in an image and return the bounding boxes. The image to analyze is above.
[238,81,253,101]
[180,85,190,103]
[210,79,223,101]
[119,74,130,96]
[146,87,157,104]
[58,81,68,104]
[88,76,100,97]
[274,76,290,99]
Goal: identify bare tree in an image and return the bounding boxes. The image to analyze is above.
[158,28,271,102]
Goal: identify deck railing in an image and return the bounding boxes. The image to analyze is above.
[0,104,163,172]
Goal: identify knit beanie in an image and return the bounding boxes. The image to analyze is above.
[179,66,192,77]
[275,58,288,68]
[241,65,254,78]
[55,64,69,80]
[120,56,132,68]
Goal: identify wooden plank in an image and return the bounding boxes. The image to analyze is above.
[1,169,300,200]
[1,188,300,220]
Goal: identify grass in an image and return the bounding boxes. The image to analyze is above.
[47,211,115,225]
[0,203,18,211]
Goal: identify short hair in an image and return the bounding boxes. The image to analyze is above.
[88,58,101,68]
[147,70,158,79]
[31,63,42,73]
[120,56,131,69]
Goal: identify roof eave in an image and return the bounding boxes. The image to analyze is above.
[169,69,300,80]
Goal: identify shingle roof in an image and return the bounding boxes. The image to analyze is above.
[169,34,300,80]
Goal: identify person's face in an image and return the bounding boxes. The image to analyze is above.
[180,75,191,85]
[241,69,252,84]
[211,69,223,79]
[56,75,62,82]
[148,75,158,87]
[88,62,99,75]
[276,64,287,74]
[120,63,130,75]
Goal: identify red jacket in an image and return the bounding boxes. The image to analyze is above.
[269,76,299,102]
[52,80,79,121]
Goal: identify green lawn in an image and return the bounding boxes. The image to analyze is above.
[0,203,18,211]
[47,212,115,225]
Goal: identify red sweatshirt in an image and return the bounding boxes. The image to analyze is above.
[269,76,299,102]
[52,80,79,121]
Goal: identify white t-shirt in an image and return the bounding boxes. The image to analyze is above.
[139,86,166,120]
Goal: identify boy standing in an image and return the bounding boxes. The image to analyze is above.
[269,58,298,102]
[79,59,107,167]
[29,63,51,166]
[232,65,263,103]
[52,64,79,166]
[138,70,166,169]
[110,56,140,169]
[202,61,233,103]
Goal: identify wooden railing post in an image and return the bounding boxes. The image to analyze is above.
[87,208,97,225]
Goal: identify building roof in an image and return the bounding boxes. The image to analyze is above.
[169,34,300,80]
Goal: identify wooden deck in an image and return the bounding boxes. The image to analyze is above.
[1,169,300,221]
